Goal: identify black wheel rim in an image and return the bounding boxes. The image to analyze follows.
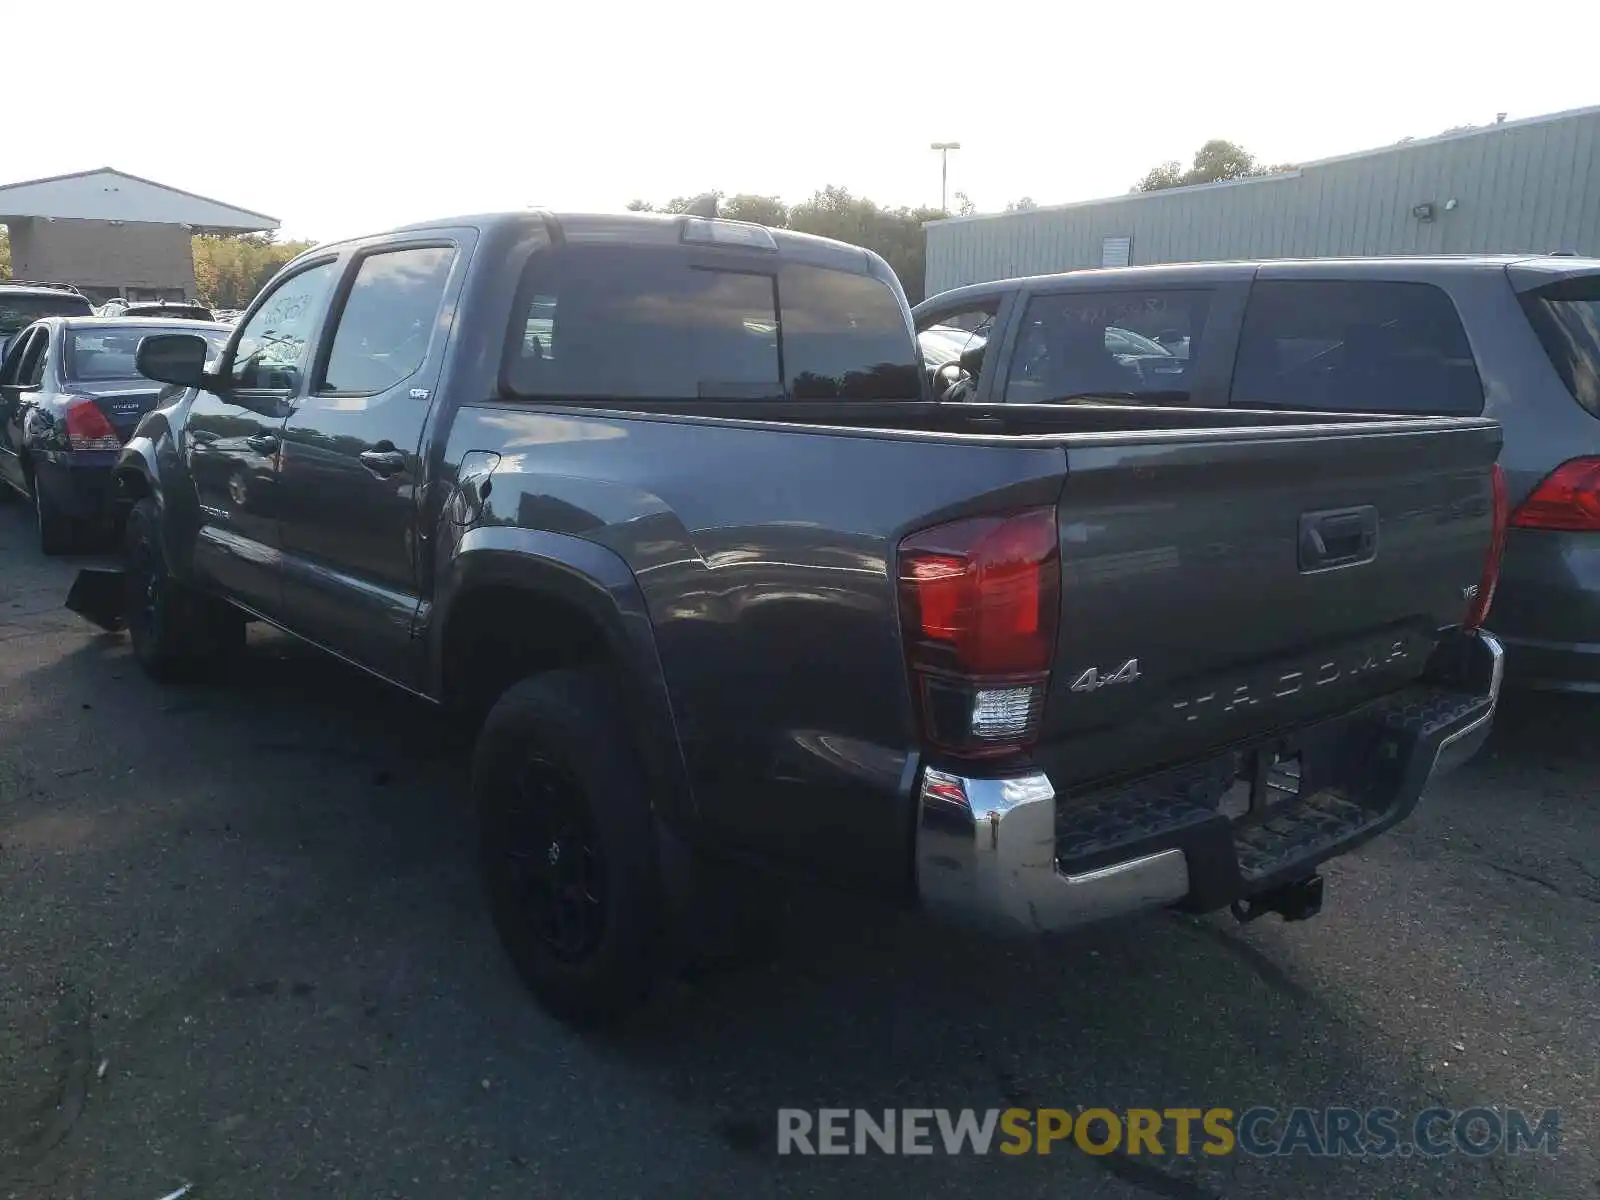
[126,532,162,642]
[503,755,606,963]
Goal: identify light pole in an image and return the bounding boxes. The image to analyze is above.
[930,141,961,213]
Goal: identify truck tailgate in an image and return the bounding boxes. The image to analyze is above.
[1040,416,1503,786]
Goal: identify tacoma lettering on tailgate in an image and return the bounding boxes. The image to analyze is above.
[1171,636,1426,723]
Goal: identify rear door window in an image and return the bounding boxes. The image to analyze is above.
[1003,289,1211,404]
[1519,276,1600,417]
[1232,280,1483,414]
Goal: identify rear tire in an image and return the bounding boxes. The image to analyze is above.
[123,497,244,679]
[473,668,661,1025]
[33,477,76,556]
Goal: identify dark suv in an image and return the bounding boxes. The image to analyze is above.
[99,298,215,322]
[912,254,1600,692]
[0,281,93,356]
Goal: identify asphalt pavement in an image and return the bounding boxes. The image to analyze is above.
[0,499,1594,1199]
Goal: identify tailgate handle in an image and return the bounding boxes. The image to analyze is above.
[1299,506,1378,572]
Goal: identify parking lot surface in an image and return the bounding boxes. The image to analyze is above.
[0,500,1594,1199]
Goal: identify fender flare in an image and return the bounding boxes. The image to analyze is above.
[428,526,696,835]
[112,427,208,582]
[111,436,161,508]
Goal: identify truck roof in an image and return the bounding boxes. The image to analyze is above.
[377,210,885,276]
[923,253,1600,309]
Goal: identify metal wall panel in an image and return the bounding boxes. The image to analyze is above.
[925,107,1600,296]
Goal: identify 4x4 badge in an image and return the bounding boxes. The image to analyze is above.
[1069,658,1142,693]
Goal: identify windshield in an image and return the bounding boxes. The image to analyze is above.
[66,326,229,382]
[0,294,92,333]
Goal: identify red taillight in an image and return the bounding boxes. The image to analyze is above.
[898,507,1059,757]
[1509,456,1600,532]
[64,401,120,450]
[1464,463,1508,631]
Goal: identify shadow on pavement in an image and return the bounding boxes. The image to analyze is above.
[0,621,1576,1199]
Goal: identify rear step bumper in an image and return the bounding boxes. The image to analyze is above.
[916,631,1502,935]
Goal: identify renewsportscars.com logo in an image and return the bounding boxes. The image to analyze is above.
[777,1107,1561,1158]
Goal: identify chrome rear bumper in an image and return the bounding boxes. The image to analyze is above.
[915,632,1502,936]
[916,769,1191,935]
[1428,632,1502,778]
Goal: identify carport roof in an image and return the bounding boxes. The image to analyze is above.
[0,167,278,233]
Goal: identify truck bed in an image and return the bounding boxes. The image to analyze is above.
[442,397,1500,887]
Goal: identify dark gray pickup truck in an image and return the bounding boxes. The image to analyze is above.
[70,211,1507,1023]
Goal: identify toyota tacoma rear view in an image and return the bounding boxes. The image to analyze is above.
[69,210,1505,1022]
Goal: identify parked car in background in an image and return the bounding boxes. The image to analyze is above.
[73,211,1503,1024]
[116,299,216,322]
[0,317,229,552]
[0,281,93,357]
[916,321,1181,400]
[913,254,1600,691]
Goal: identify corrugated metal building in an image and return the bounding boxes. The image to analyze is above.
[925,105,1600,296]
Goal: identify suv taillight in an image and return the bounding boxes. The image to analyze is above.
[1510,456,1600,532]
[1464,463,1508,631]
[897,507,1059,757]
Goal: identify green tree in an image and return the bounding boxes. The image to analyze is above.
[192,233,318,308]
[719,193,788,227]
[625,183,954,300]
[785,186,945,300]
[1005,197,1038,212]
[657,191,721,215]
[1136,140,1296,192]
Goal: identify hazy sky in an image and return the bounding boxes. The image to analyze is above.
[22,0,1600,242]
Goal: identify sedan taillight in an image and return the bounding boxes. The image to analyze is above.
[1510,456,1600,532]
[64,401,120,451]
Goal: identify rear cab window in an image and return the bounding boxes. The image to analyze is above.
[1517,275,1600,417]
[1003,289,1211,404]
[778,264,920,400]
[501,243,920,403]
[1231,279,1483,415]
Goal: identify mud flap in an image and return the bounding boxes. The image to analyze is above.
[66,568,126,632]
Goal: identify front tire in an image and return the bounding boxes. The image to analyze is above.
[473,668,661,1025]
[123,497,244,679]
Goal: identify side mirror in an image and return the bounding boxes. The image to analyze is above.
[136,333,211,388]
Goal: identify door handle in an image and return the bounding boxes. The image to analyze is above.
[1298,505,1379,572]
[358,448,407,476]
[245,434,280,454]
